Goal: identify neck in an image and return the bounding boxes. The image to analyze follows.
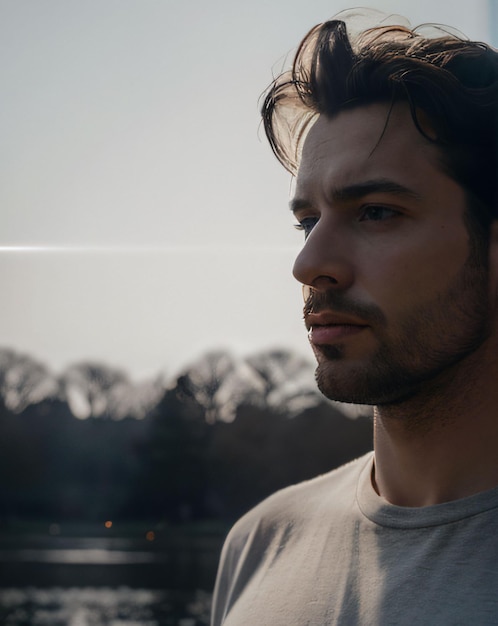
[373,339,498,507]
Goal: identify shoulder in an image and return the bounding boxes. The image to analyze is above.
[235,451,372,536]
[211,453,373,624]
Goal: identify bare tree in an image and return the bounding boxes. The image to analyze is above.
[0,348,57,413]
[62,362,129,419]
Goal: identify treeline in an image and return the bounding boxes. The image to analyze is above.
[0,348,373,524]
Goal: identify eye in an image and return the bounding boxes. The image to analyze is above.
[359,205,399,222]
[294,216,319,239]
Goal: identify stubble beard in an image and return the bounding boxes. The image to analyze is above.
[312,247,491,407]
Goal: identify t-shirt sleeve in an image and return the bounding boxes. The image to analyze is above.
[211,518,254,626]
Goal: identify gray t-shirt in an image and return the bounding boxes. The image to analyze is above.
[212,452,498,625]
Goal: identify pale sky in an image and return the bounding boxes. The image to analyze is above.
[0,0,492,379]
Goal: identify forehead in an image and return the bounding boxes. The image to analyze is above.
[296,103,444,198]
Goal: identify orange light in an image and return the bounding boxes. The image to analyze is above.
[104,520,113,529]
[146,531,155,541]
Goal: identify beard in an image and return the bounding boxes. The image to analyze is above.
[305,244,491,406]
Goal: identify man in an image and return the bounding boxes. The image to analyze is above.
[212,10,498,625]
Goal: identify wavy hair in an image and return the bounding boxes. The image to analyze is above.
[261,13,498,221]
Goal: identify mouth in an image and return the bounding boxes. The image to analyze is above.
[305,312,369,346]
[308,323,368,345]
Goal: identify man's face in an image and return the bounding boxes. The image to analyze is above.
[291,102,491,405]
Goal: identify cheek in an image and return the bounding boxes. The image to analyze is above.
[362,233,470,313]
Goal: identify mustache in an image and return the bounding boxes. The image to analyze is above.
[302,285,387,326]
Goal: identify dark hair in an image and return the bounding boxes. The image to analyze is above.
[262,13,498,222]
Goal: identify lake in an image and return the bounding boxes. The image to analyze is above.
[0,524,226,625]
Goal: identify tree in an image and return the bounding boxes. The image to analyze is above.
[61,362,129,418]
[0,348,57,413]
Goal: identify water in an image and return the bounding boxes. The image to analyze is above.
[0,586,211,625]
[0,529,224,625]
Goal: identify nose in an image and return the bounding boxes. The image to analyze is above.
[292,221,354,292]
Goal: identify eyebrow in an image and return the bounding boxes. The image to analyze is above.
[289,178,423,214]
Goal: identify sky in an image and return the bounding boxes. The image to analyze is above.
[0,0,492,379]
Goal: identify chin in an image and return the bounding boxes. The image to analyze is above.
[314,360,419,406]
[315,361,374,405]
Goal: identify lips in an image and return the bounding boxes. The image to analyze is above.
[305,312,368,345]
[308,323,367,344]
